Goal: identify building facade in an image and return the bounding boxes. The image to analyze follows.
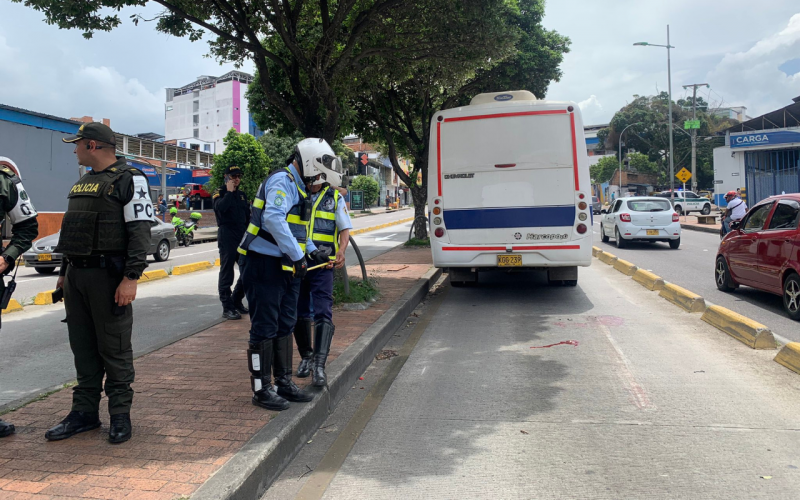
[165,71,263,154]
[713,96,800,207]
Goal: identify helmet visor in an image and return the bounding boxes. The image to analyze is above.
[321,154,343,173]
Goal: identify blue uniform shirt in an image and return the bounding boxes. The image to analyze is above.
[247,164,317,261]
[310,188,353,232]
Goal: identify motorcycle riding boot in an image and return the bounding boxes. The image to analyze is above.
[248,340,289,411]
[273,335,313,402]
[221,290,241,320]
[0,419,14,438]
[312,319,336,388]
[293,318,314,378]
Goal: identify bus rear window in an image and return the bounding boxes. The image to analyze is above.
[628,200,671,212]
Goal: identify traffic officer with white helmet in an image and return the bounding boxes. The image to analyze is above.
[0,157,39,439]
[238,138,331,411]
[294,151,351,387]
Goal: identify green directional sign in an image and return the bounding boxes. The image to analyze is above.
[684,120,701,130]
[350,190,364,211]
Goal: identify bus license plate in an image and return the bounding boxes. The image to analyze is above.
[646,230,659,236]
[38,254,52,261]
[498,254,522,267]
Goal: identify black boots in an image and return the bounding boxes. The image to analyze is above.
[294,318,314,378]
[273,336,313,403]
[248,340,290,411]
[233,285,249,315]
[109,413,132,444]
[223,308,242,320]
[45,411,101,441]
[312,320,335,387]
[0,419,14,438]
[221,290,242,320]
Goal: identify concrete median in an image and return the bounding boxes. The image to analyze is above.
[658,282,706,313]
[2,299,23,314]
[592,246,602,257]
[171,260,214,275]
[597,251,618,266]
[632,269,665,291]
[34,290,56,305]
[139,269,169,283]
[701,304,777,349]
[775,343,800,375]
[350,216,414,236]
[612,258,638,276]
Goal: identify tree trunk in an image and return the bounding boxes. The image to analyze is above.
[410,186,428,240]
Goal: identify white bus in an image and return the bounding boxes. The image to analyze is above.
[427,91,592,286]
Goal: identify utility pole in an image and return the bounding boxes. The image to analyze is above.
[682,83,709,192]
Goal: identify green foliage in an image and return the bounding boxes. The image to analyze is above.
[590,156,619,184]
[350,176,379,207]
[209,129,270,201]
[259,131,305,173]
[333,276,379,305]
[404,238,431,247]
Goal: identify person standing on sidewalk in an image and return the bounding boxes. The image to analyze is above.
[45,122,152,444]
[237,138,331,411]
[213,165,249,320]
[0,157,39,438]
[294,165,351,387]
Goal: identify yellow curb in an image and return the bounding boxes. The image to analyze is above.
[612,258,638,276]
[2,299,23,314]
[658,282,706,313]
[350,217,414,236]
[701,305,776,350]
[172,260,214,275]
[139,269,169,283]
[597,251,618,266]
[632,269,665,291]
[215,258,221,266]
[34,289,57,305]
[775,343,800,374]
[592,246,602,257]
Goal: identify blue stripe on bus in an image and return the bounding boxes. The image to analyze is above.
[443,206,576,229]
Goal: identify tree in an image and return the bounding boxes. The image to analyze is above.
[16,0,491,143]
[350,175,379,208]
[352,0,570,237]
[590,156,619,184]
[259,131,305,174]
[209,128,270,201]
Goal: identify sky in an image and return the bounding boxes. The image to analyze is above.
[1,0,799,135]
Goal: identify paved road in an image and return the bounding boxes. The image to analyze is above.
[266,264,800,499]
[591,219,800,343]
[0,213,414,410]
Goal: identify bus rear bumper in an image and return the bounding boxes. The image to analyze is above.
[432,241,592,268]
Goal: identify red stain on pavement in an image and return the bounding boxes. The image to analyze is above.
[530,340,579,349]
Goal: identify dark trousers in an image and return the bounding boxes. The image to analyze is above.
[218,243,244,308]
[297,267,334,323]
[242,253,301,343]
[64,266,134,415]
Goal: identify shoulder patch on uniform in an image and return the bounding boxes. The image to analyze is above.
[212,193,220,199]
[108,167,118,172]
[277,189,287,197]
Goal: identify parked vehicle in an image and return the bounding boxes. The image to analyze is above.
[715,194,800,320]
[655,190,712,216]
[22,219,177,274]
[173,212,202,246]
[185,183,212,204]
[600,196,681,249]
[427,90,592,287]
[699,190,713,201]
[592,196,601,215]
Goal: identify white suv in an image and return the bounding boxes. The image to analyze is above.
[656,191,712,216]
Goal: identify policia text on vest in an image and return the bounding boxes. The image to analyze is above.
[45,122,153,445]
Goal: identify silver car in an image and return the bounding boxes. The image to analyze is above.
[23,219,178,274]
[592,196,602,215]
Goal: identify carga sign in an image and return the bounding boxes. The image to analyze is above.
[730,129,800,149]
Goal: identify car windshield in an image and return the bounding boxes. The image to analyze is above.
[627,199,672,212]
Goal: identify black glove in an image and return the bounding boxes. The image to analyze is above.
[309,249,330,266]
[293,257,307,280]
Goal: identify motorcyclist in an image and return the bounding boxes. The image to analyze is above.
[170,206,182,227]
[721,190,747,236]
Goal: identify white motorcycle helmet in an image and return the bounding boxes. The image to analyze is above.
[294,138,343,188]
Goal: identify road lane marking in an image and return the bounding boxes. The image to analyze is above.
[375,233,398,241]
[596,320,653,410]
[294,285,449,500]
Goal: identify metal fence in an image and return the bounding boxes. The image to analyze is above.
[745,148,800,205]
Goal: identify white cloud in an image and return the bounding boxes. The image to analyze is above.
[706,14,800,117]
[577,95,604,124]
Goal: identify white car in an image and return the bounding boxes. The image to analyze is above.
[600,197,682,249]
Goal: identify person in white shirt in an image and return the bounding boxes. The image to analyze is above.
[723,190,747,234]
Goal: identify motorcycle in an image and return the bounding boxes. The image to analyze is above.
[173,212,202,246]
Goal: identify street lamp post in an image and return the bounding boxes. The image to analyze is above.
[618,122,642,198]
[635,25,675,200]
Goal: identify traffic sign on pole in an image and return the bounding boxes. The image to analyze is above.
[675,167,692,184]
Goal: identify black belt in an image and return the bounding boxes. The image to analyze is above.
[68,255,125,269]
[245,251,280,261]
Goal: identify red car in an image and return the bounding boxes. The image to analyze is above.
[185,183,212,202]
[715,194,800,320]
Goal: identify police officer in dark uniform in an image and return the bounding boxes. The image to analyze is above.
[0,157,39,439]
[213,165,249,320]
[44,122,153,444]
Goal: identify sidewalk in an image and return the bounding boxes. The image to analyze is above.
[0,246,435,499]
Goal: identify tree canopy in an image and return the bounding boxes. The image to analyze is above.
[209,128,270,200]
